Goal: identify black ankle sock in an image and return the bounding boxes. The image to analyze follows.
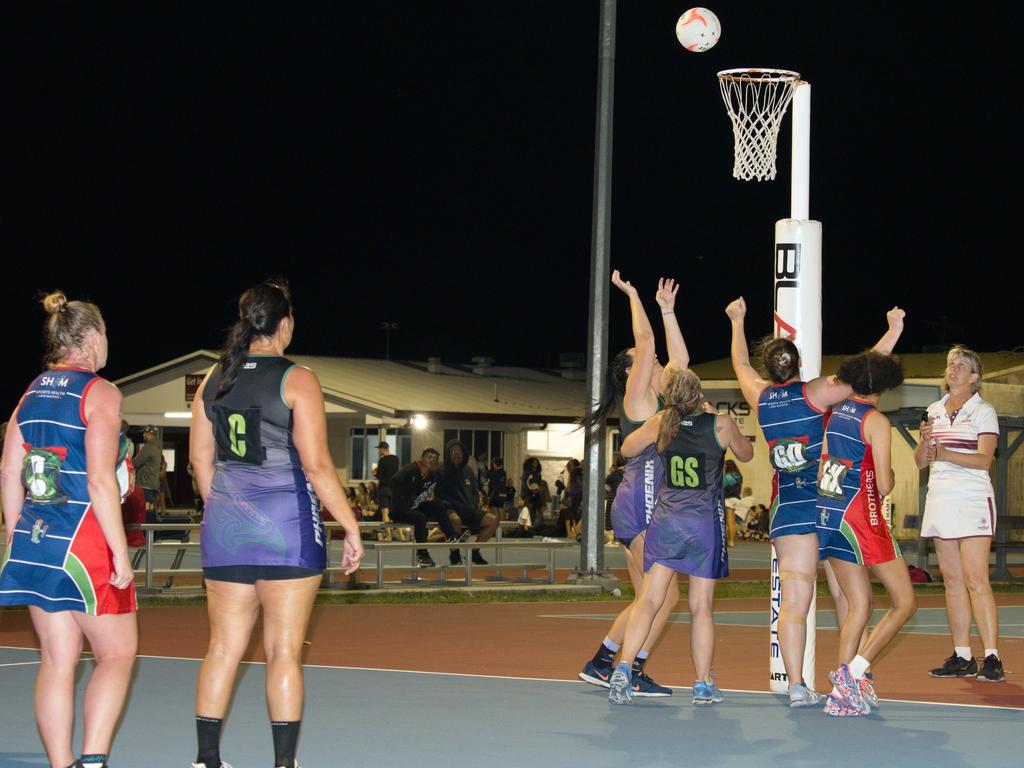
[196,715,223,766]
[272,720,301,767]
[593,642,616,668]
[632,656,648,674]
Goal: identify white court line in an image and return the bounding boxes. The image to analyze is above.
[2,651,1024,716]
[0,661,41,668]
[2,645,1018,713]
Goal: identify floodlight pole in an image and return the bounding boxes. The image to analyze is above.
[571,0,619,589]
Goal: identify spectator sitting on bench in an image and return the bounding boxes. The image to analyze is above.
[389,447,458,567]
[436,439,497,565]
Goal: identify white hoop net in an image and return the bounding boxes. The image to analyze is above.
[717,68,800,182]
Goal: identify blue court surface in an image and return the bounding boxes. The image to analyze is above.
[0,645,1020,768]
[544,605,1024,638]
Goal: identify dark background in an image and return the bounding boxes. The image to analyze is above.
[1,2,1019,411]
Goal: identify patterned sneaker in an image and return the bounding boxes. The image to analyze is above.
[787,683,822,708]
[692,673,724,705]
[824,691,867,717]
[608,665,633,705]
[858,675,880,708]
[826,665,869,716]
[977,654,1005,682]
[632,671,672,697]
[929,653,977,678]
[191,763,234,768]
[579,659,613,689]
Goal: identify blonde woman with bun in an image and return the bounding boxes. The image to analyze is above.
[0,292,136,768]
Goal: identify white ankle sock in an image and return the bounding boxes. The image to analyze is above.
[849,655,870,679]
[985,648,999,659]
[955,646,972,661]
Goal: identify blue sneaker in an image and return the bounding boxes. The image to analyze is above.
[608,665,633,705]
[632,670,672,697]
[579,660,613,689]
[692,673,724,705]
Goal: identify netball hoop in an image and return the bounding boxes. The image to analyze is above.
[717,68,800,182]
[719,67,821,696]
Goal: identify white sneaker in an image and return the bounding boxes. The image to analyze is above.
[191,763,233,768]
[788,683,822,708]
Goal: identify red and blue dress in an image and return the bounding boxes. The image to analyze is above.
[0,368,136,615]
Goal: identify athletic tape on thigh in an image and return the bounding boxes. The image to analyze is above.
[779,570,816,583]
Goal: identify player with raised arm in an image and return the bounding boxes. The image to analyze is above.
[725,298,904,706]
[578,272,687,698]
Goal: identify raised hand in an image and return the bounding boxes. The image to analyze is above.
[655,277,679,312]
[611,269,637,296]
[725,297,747,322]
[886,306,906,331]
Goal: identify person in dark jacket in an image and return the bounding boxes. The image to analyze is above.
[487,457,509,520]
[389,448,456,567]
[436,439,498,565]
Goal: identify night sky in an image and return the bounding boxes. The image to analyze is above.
[1,2,1020,411]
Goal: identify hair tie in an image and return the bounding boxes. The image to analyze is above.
[778,352,791,367]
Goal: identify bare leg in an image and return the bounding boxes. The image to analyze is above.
[257,575,321,721]
[688,575,717,681]
[933,538,972,647]
[196,580,261,718]
[606,534,678,655]
[827,559,873,666]
[860,557,917,662]
[960,536,999,650]
[619,564,676,666]
[773,533,818,686]
[75,612,138,756]
[28,608,82,768]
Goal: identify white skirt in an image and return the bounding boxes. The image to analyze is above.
[921,495,996,539]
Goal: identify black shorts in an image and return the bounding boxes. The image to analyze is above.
[455,507,487,532]
[203,565,322,584]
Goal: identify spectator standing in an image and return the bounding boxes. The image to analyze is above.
[487,457,509,520]
[134,425,163,519]
[520,456,547,528]
[374,441,399,521]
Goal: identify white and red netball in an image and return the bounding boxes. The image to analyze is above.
[676,7,721,52]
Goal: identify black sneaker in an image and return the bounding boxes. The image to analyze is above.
[471,549,488,565]
[977,654,1005,682]
[416,550,436,568]
[929,653,977,678]
[449,549,463,565]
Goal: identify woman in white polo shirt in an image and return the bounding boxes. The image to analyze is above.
[915,345,1003,682]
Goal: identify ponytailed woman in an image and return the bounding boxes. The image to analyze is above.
[608,367,753,705]
[190,279,362,768]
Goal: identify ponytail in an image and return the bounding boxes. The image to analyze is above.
[215,278,292,399]
[581,348,633,430]
[655,367,703,453]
